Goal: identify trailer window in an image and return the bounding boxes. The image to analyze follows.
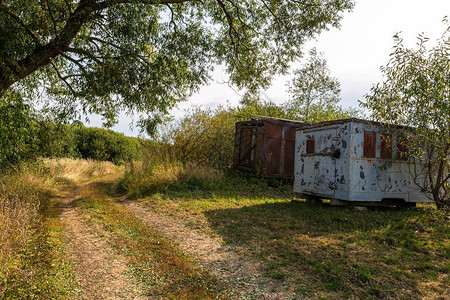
[363,131,376,158]
[396,135,408,160]
[306,138,315,154]
[380,133,392,159]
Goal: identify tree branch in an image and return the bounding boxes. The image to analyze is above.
[216,0,240,60]
[44,0,59,35]
[60,53,89,76]
[49,60,77,95]
[91,0,194,11]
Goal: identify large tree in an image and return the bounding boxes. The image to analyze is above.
[0,0,354,126]
[362,23,450,208]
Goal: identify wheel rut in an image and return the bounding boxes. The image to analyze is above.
[58,182,146,299]
[123,200,291,299]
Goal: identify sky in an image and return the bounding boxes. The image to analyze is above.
[92,0,450,137]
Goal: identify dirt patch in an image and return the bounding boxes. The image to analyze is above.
[59,184,146,299]
[124,200,293,299]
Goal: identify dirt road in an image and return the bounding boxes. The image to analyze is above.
[57,176,289,299]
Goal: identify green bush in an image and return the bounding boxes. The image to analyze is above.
[74,126,142,164]
[0,92,38,167]
[169,101,289,170]
[34,122,79,159]
[0,97,142,166]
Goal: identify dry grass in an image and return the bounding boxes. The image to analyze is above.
[44,158,119,184]
[0,164,46,283]
[123,146,223,197]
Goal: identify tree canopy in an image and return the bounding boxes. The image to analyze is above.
[362,22,450,207]
[0,0,354,126]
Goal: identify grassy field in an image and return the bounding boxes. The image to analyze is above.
[1,158,449,299]
[129,173,450,299]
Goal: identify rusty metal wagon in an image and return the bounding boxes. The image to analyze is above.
[233,116,308,178]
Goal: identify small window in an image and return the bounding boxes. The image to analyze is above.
[363,131,376,158]
[380,133,392,159]
[306,138,315,154]
[396,135,408,160]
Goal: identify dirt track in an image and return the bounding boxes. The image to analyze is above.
[58,177,290,299]
[124,200,290,299]
[58,183,146,299]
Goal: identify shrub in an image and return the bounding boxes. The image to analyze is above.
[74,125,142,164]
[0,92,38,167]
[34,122,79,159]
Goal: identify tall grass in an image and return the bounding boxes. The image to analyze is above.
[0,158,118,298]
[44,158,119,184]
[1,163,47,275]
[122,145,223,197]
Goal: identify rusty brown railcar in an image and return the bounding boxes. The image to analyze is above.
[233,116,308,178]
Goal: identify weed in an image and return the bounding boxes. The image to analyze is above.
[270,272,285,280]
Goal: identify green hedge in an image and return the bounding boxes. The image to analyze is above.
[73,126,142,164]
[0,92,38,167]
[1,93,143,166]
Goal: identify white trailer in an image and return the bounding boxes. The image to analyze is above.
[293,119,431,206]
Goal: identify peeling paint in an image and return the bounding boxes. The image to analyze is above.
[294,119,431,203]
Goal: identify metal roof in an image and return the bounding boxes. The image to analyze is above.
[294,118,408,131]
[235,115,308,126]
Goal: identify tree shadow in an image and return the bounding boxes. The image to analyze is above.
[203,201,445,298]
[205,201,428,244]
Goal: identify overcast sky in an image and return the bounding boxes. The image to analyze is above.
[95,0,450,137]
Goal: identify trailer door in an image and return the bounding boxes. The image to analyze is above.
[301,127,338,197]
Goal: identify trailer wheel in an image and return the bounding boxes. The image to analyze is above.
[304,194,322,205]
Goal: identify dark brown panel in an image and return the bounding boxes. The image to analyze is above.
[239,127,254,167]
[264,137,282,174]
[380,133,392,159]
[284,140,296,175]
[363,131,376,158]
[306,138,315,154]
[265,123,283,139]
[284,126,296,141]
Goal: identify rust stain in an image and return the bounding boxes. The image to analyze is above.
[363,131,376,158]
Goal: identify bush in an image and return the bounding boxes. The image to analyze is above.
[171,105,236,170]
[33,121,144,165]
[168,101,289,171]
[74,126,142,164]
[0,92,38,167]
[34,122,79,159]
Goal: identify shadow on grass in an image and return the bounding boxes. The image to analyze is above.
[204,201,449,298]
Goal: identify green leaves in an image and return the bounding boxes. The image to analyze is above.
[0,92,38,167]
[1,0,354,126]
[362,21,450,206]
